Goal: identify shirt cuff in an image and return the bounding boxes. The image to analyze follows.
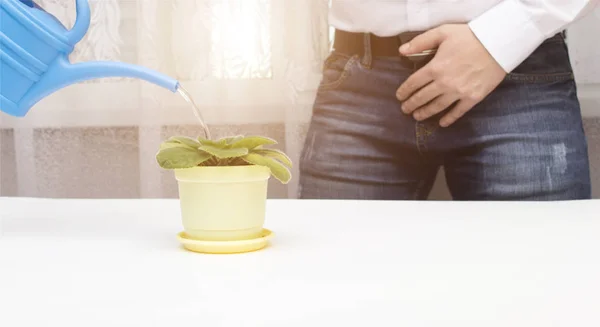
[467,0,548,73]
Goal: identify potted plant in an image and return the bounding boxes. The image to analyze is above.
[156,135,292,254]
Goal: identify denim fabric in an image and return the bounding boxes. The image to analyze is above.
[298,33,591,201]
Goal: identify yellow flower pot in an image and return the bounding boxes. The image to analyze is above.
[174,165,270,242]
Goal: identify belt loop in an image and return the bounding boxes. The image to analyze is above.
[361,33,373,69]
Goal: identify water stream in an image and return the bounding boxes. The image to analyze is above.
[177,85,211,140]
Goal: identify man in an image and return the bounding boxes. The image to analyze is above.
[298,0,599,201]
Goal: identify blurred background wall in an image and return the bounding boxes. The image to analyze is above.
[1,0,599,200]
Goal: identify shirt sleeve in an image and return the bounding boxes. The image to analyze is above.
[468,0,599,73]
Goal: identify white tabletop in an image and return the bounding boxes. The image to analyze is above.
[1,198,599,327]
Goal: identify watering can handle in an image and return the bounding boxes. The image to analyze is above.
[66,0,91,44]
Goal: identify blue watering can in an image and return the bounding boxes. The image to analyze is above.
[0,0,179,117]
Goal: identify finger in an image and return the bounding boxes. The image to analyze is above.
[399,27,446,56]
[396,69,434,102]
[413,94,459,121]
[439,99,477,127]
[400,82,443,114]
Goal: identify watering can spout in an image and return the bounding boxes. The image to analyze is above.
[0,0,180,117]
[17,56,179,116]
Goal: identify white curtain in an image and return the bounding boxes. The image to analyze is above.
[0,0,332,199]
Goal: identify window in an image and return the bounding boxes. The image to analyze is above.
[210,0,272,79]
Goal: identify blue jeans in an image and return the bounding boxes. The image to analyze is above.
[298,33,591,200]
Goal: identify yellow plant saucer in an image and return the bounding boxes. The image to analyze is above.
[177,229,274,254]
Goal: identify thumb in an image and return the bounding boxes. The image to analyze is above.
[399,27,446,55]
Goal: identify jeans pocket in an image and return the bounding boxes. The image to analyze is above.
[319,52,359,91]
[505,33,574,83]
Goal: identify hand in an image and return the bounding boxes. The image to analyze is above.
[396,24,507,127]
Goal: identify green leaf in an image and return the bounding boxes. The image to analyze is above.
[168,136,201,149]
[199,145,249,159]
[156,147,212,169]
[159,141,190,151]
[197,137,228,147]
[226,135,244,144]
[242,153,291,184]
[252,149,293,168]
[230,136,277,150]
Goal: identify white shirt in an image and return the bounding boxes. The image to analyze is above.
[329,0,599,72]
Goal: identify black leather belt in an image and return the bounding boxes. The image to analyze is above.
[333,29,567,58]
[332,29,436,63]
